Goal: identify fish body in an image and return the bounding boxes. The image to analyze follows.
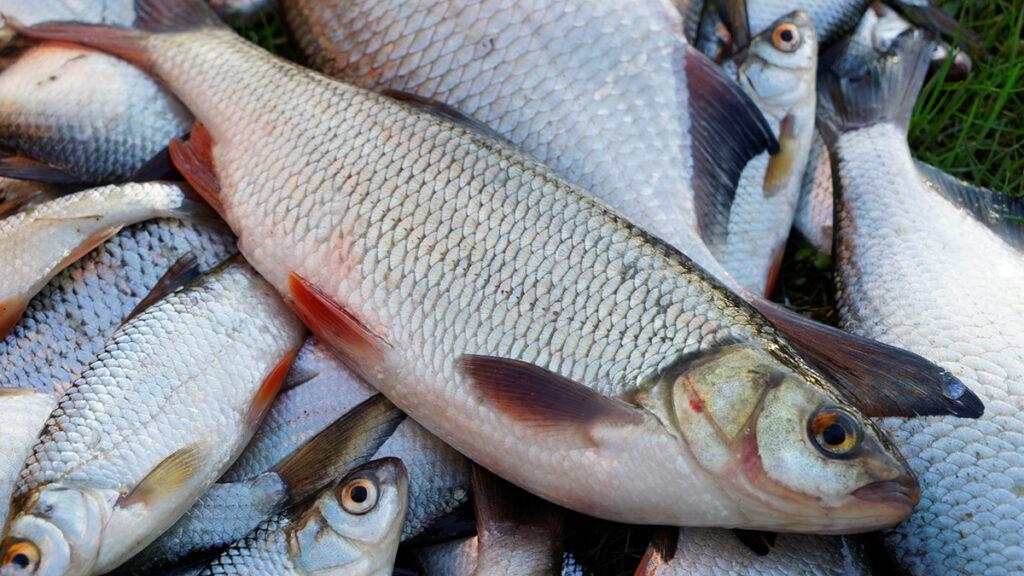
[793,131,833,254]
[123,341,468,572]
[717,11,817,295]
[48,1,924,533]
[197,458,408,576]
[819,28,1024,575]
[0,259,306,576]
[0,389,52,523]
[0,182,203,336]
[636,529,870,575]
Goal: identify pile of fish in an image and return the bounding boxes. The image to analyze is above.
[0,0,1017,574]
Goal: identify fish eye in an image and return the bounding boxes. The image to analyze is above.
[808,407,862,458]
[771,23,801,52]
[2,541,39,572]
[338,477,379,515]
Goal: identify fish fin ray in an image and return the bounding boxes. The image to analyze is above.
[471,465,564,550]
[686,45,779,253]
[169,123,224,218]
[122,252,202,324]
[0,155,80,185]
[244,348,300,429]
[634,527,679,575]
[751,298,983,418]
[382,90,518,149]
[732,529,776,556]
[762,114,797,198]
[117,443,205,508]
[273,394,404,504]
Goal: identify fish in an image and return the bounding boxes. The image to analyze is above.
[205,0,275,24]
[716,11,818,296]
[415,466,565,576]
[0,182,208,337]
[817,26,1024,575]
[273,0,981,420]
[0,2,191,184]
[195,458,408,576]
[0,258,306,576]
[793,131,833,254]
[634,527,871,575]
[0,178,60,218]
[28,0,929,533]
[0,219,234,525]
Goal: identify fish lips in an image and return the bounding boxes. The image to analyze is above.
[851,476,921,514]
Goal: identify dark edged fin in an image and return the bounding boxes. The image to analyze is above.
[458,355,644,446]
[763,114,797,198]
[273,394,404,504]
[0,156,80,185]
[117,443,205,508]
[816,29,934,144]
[402,501,476,547]
[129,146,180,182]
[751,297,984,418]
[122,252,201,324]
[890,0,980,56]
[471,465,564,555]
[169,124,223,218]
[287,273,391,370]
[686,46,779,253]
[382,90,517,148]
[915,160,1024,253]
[243,348,300,428]
[722,0,751,50]
[732,529,776,556]
[634,527,680,576]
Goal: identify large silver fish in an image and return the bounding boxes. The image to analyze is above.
[717,12,817,296]
[818,27,1024,575]
[0,182,206,336]
[0,1,191,184]
[0,259,306,576]
[27,0,926,533]
[274,0,980,419]
[0,219,234,523]
[195,458,408,576]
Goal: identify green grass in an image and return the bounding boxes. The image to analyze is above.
[237,3,1020,574]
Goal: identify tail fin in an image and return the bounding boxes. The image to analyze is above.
[274,394,404,504]
[13,0,222,72]
[816,30,935,143]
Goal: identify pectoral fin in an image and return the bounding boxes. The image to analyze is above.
[118,444,205,508]
[169,123,223,218]
[0,155,80,184]
[122,252,202,324]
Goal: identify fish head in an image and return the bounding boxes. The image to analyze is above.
[737,11,817,113]
[649,343,918,532]
[288,458,408,573]
[0,486,108,576]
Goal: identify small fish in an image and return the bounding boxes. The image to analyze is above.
[716,11,817,296]
[120,338,470,573]
[0,1,191,184]
[0,259,306,576]
[273,0,980,419]
[634,527,871,575]
[415,466,565,576]
[30,0,927,532]
[0,182,208,337]
[818,26,1024,575]
[196,458,408,576]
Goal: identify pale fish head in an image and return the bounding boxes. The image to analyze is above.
[0,486,108,576]
[737,11,817,114]
[287,458,408,573]
[643,344,918,533]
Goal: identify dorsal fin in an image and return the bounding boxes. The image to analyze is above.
[382,89,518,149]
[122,252,202,324]
[686,44,780,254]
[915,160,1024,252]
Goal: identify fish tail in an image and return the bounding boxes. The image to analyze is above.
[816,29,935,143]
[11,0,222,73]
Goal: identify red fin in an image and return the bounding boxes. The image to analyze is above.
[14,23,153,72]
[169,123,223,218]
[750,298,983,419]
[762,241,787,298]
[244,348,299,428]
[287,273,389,368]
[458,355,643,441]
[0,297,28,339]
[634,527,679,576]
[0,155,80,185]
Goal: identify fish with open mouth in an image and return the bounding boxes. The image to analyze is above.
[818,26,1024,575]
[0,258,306,576]
[195,458,408,576]
[20,0,933,534]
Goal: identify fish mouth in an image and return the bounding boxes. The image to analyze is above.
[852,478,920,510]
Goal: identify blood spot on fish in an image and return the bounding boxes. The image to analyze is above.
[689,398,704,413]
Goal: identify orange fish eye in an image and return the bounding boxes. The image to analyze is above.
[809,407,862,458]
[338,477,379,515]
[771,23,801,52]
[2,541,40,572]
